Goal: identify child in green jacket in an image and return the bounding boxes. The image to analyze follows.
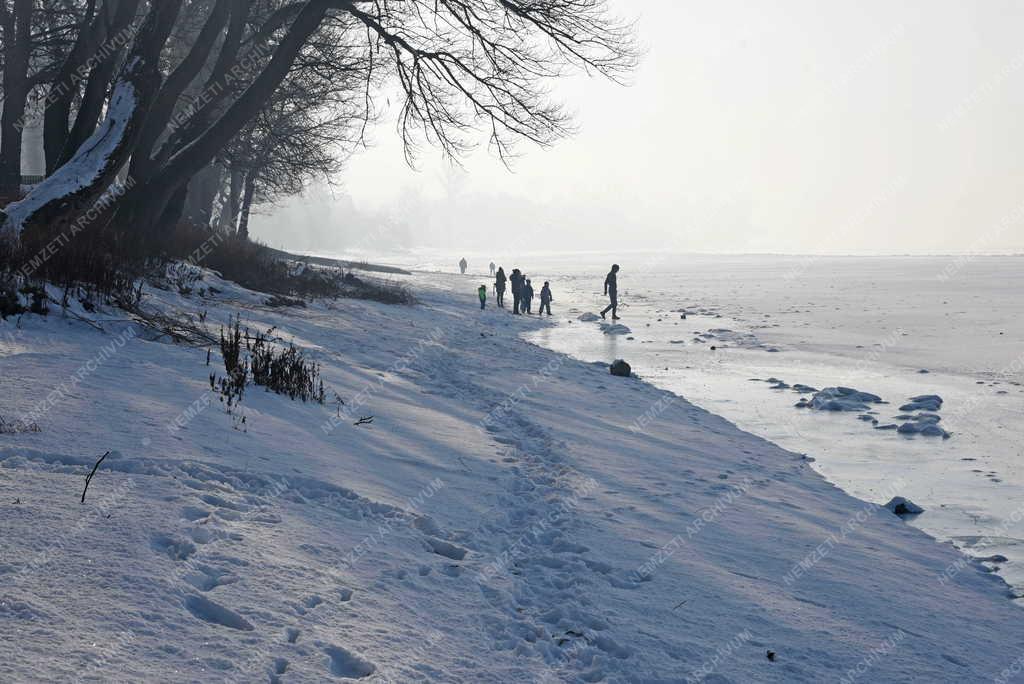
[478,285,487,309]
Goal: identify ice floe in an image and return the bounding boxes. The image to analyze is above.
[600,323,632,335]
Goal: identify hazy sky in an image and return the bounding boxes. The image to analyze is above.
[253,0,1024,255]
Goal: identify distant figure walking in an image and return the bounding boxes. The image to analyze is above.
[600,264,620,320]
[521,278,534,314]
[478,284,487,310]
[539,281,553,316]
[509,268,523,315]
[489,262,496,276]
[459,257,468,274]
[495,267,507,308]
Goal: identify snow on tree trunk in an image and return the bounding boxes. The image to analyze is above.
[0,0,183,245]
[0,76,138,243]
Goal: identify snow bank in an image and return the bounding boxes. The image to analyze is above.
[0,273,1020,682]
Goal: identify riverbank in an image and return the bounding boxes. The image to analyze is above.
[508,253,1024,598]
[2,267,1023,682]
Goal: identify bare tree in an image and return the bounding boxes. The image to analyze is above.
[0,0,637,249]
[222,16,371,237]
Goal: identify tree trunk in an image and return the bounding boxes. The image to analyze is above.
[151,0,252,169]
[0,0,34,198]
[42,0,101,175]
[0,0,185,243]
[237,171,257,239]
[184,163,222,227]
[56,0,142,170]
[217,168,243,232]
[131,0,230,180]
[156,184,188,237]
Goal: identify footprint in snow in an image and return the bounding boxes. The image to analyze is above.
[180,505,211,521]
[324,645,375,679]
[188,525,242,545]
[291,595,324,616]
[150,533,196,561]
[425,537,468,560]
[199,492,250,512]
[268,657,288,684]
[183,564,239,592]
[184,594,254,631]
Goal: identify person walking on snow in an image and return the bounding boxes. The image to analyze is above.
[495,267,507,308]
[459,257,468,274]
[489,262,496,276]
[521,278,534,314]
[539,281,553,316]
[478,284,487,310]
[601,263,620,320]
[509,269,523,314]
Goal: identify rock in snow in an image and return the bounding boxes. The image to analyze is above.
[578,312,601,322]
[899,394,943,412]
[893,400,950,437]
[884,497,925,516]
[808,387,883,412]
[610,359,632,377]
[600,323,632,335]
[898,421,950,438]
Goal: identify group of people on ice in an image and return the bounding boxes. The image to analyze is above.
[484,267,553,315]
[461,258,620,321]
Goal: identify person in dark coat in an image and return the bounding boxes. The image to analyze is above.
[495,267,507,308]
[600,263,620,320]
[521,278,534,314]
[509,269,523,315]
[459,257,468,274]
[539,281,553,316]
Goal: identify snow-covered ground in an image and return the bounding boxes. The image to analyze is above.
[3,268,1024,683]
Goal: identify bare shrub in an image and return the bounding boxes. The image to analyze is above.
[249,328,324,403]
[210,315,324,406]
[0,415,41,434]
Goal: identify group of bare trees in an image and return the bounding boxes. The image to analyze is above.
[0,0,635,255]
